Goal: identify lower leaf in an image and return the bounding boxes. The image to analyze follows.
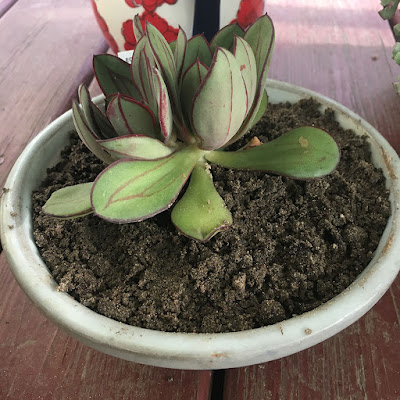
[91,146,204,222]
[206,126,340,179]
[171,162,232,242]
[43,183,93,218]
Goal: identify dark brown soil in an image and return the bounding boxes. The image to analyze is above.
[32,99,390,333]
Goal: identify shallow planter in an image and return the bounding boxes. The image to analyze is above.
[1,80,400,370]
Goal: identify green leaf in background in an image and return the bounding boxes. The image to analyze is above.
[379,0,400,20]
[93,54,141,100]
[182,34,213,73]
[233,36,257,113]
[153,68,173,143]
[43,183,93,218]
[191,48,247,150]
[72,101,114,164]
[92,146,204,222]
[210,23,245,52]
[174,27,188,81]
[180,59,209,123]
[130,37,157,113]
[99,135,173,160]
[106,94,158,138]
[78,85,115,140]
[132,14,144,42]
[206,126,340,179]
[172,162,232,242]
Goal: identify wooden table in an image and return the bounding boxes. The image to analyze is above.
[1,1,400,398]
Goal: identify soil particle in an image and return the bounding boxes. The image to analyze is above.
[32,99,390,333]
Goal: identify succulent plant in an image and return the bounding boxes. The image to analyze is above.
[43,14,340,241]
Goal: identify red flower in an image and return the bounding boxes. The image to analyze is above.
[125,0,177,13]
[122,11,179,51]
[231,0,264,29]
[91,0,119,53]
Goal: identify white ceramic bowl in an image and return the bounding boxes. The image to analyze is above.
[1,80,400,370]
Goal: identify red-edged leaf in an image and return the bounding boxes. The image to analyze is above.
[180,59,209,126]
[210,23,245,52]
[106,94,158,138]
[182,34,213,74]
[153,68,173,143]
[131,36,157,113]
[91,146,204,222]
[98,135,173,160]
[93,54,141,100]
[72,101,114,164]
[191,48,247,150]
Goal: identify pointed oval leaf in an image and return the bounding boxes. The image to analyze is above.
[78,85,115,140]
[99,135,173,160]
[146,22,178,107]
[106,94,158,138]
[153,68,173,143]
[72,101,114,164]
[206,127,340,179]
[91,146,204,222]
[191,48,247,150]
[174,27,187,81]
[210,23,245,53]
[131,37,158,113]
[233,35,257,113]
[93,54,141,100]
[244,14,275,85]
[43,183,93,218]
[225,89,268,147]
[133,14,144,42]
[180,59,209,125]
[182,34,213,74]
[171,162,232,242]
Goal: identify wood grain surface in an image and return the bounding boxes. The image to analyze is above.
[224,1,400,399]
[1,0,400,399]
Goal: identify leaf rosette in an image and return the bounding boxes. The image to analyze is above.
[44,14,340,241]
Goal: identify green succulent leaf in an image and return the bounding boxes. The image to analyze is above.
[72,101,114,164]
[133,14,144,42]
[192,48,247,150]
[233,35,257,113]
[91,146,204,222]
[249,90,268,128]
[182,34,213,73]
[225,90,268,147]
[210,23,245,52]
[244,14,275,85]
[180,59,209,124]
[93,54,141,100]
[99,135,173,160]
[174,27,188,81]
[153,68,173,143]
[131,37,157,113]
[106,94,158,138]
[171,162,232,242]
[78,85,115,140]
[206,126,340,179]
[146,22,178,106]
[43,183,93,218]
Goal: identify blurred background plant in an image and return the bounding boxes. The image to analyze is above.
[379,0,400,93]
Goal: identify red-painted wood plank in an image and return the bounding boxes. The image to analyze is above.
[0,0,107,191]
[0,254,212,400]
[224,0,400,399]
[0,0,17,18]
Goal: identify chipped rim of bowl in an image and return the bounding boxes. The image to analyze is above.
[1,79,400,370]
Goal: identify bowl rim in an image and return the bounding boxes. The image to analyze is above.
[1,79,400,370]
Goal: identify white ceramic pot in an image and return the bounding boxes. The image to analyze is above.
[1,80,400,370]
[91,0,265,53]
